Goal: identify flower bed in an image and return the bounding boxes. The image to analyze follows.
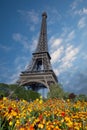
[0,97,87,130]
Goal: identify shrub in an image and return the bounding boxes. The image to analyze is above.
[0,83,41,101]
[47,84,65,99]
[0,83,10,97]
[77,94,87,101]
[9,85,41,101]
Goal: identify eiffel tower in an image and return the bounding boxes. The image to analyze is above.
[18,12,58,97]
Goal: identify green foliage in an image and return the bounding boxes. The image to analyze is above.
[0,117,9,130]
[63,92,69,99]
[0,83,10,97]
[77,94,87,102]
[0,83,41,101]
[1,83,87,101]
[47,84,65,99]
[13,87,41,101]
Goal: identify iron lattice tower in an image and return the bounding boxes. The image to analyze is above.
[18,12,58,95]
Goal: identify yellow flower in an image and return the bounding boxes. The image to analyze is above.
[39,99,43,104]
[11,110,17,116]
[67,99,70,102]
[36,98,39,102]
[74,126,79,130]
[42,119,46,124]
[65,116,70,122]
[61,119,64,123]
[55,125,60,129]
[9,121,13,126]
[40,96,42,99]
[1,96,87,130]
[16,119,20,126]
[66,121,73,127]
[38,123,44,129]
[3,97,7,100]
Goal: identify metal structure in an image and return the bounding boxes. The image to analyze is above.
[18,12,58,96]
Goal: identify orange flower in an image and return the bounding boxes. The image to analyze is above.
[29,125,34,130]
[8,106,13,113]
[15,108,19,113]
[19,127,26,130]
[61,112,65,117]
[39,114,43,120]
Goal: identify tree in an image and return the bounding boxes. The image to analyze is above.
[77,94,87,101]
[8,84,41,101]
[0,83,10,97]
[0,83,41,101]
[47,83,65,99]
[69,93,76,99]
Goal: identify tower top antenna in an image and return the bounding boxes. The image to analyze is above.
[42,12,47,18]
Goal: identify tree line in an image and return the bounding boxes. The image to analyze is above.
[0,83,87,101]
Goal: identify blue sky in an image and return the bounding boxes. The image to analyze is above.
[0,0,87,94]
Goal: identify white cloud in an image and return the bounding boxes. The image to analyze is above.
[18,10,39,24]
[50,37,62,49]
[17,10,40,32]
[73,8,87,16]
[53,68,59,76]
[70,0,83,10]
[49,36,64,65]
[69,0,87,18]
[12,33,21,41]
[73,9,82,15]
[62,45,79,63]
[65,30,75,42]
[30,35,38,52]
[12,33,29,50]
[58,45,79,74]
[8,56,30,84]
[81,52,87,60]
[83,8,87,15]
[46,8,61,25]
[51,42,80,76]
[78,17,86,28]
[30,25,35,31]
[70,1,78,10]
[8,73,19,84]
[12,33,39,52]
[8,64,26,84]
[49,27,79,76]
[14,56,28,65]
[51,46,64,64]
[0,44,11,51]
